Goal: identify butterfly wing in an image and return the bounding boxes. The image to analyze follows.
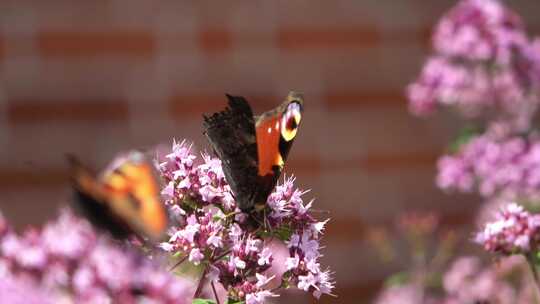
[68,155,133,239]
[253,92,304,207]
[203,94,260,211]
[99,152,168,241]
[68,152,168,241]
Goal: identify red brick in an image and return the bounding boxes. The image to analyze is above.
[358,151,438,172]
[0,122,134,171]
[317,166,479,223]
[286,157,322,176]
[168,93,278,120]
[326,210,474,242]
[0,188,66,229]
[324,90,406,109]
[277,27,380,50]
[37,31,156,57]
[7,100,129,123]
[0,168,67,189]
[197,29,232,53]
[384,26,432,47]
[0,35,4,61]
[318,108,453,161]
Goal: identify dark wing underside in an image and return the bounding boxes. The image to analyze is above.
[203,94,259,211]
[67,156,132,239]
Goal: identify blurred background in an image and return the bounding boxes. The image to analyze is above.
[1,1,540,303]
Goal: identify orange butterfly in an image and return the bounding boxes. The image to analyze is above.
[67,151,168,241]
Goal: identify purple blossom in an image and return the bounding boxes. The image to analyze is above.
[375,255,533,304]
[0,209,194,303]
[407,0,540,134]
[245,289,277,304]
[433,0,526,63]
[436,133,540,201]
[0,276,54,304]
[189,248,205,265]
[401,0,540,302]
[374,284,425,304]
[475,203,540,254]
[257,247,272,266]
[442,256,517,303]
[157,139,334,302]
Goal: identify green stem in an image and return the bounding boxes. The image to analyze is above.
[169,255,188,272]
[527,253,540,303]
[211,281,221,304]
[194,265,209,299]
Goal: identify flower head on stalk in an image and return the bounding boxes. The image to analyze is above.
[407,0,540,134]
[475,203,540,255]
[436,133,540,201]
[157,139,334,302]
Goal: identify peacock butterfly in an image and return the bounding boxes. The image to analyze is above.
[203,91,303,211]
[67,151,168,241]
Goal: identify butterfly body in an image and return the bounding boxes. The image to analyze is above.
[203,92,303,211]
[68,151,168,241]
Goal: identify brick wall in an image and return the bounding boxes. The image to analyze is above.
[1,1,540,303]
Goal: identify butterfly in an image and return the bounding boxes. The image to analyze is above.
[67,151,168,241]
[203,91,303,212]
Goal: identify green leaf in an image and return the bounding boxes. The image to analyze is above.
[271,224,294,241]
[384,272,410,287]
[192,299,216,304]
[226,300,244,304]
[449,126,481,153]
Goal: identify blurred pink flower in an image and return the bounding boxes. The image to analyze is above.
[436,133,540,201]
[407,0,540,134]
[374,284,425,304]
[475,203,540,254]
[443,256,515,303]
[0,209,194,303]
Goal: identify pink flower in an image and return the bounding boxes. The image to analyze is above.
[475,203,540,254]
[257,247,272,266]
[286,254,300,270]
[407,0,540,134]
[298,272,317,291]
[0,209,194,303]
[156,140,334,302]
[245,290,277,304]
[442,256,516,303]
[374,284,424,304]
[436,133,540,201]
[206,233,223,248]
[255,273,274,288]
[189,248,204,265]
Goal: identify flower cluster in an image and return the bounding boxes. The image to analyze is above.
[157,140,333,303]
[407,0,540,134]
[373,284,425,304]
[437,133,540,201]
[0,209,194,303]
[475,203,540,255]
[375,255,536,304]
[442,256,515,303]
[398,0,540,302]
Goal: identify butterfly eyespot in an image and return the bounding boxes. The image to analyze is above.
[286,116,298,131]
[280,102,302,141]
